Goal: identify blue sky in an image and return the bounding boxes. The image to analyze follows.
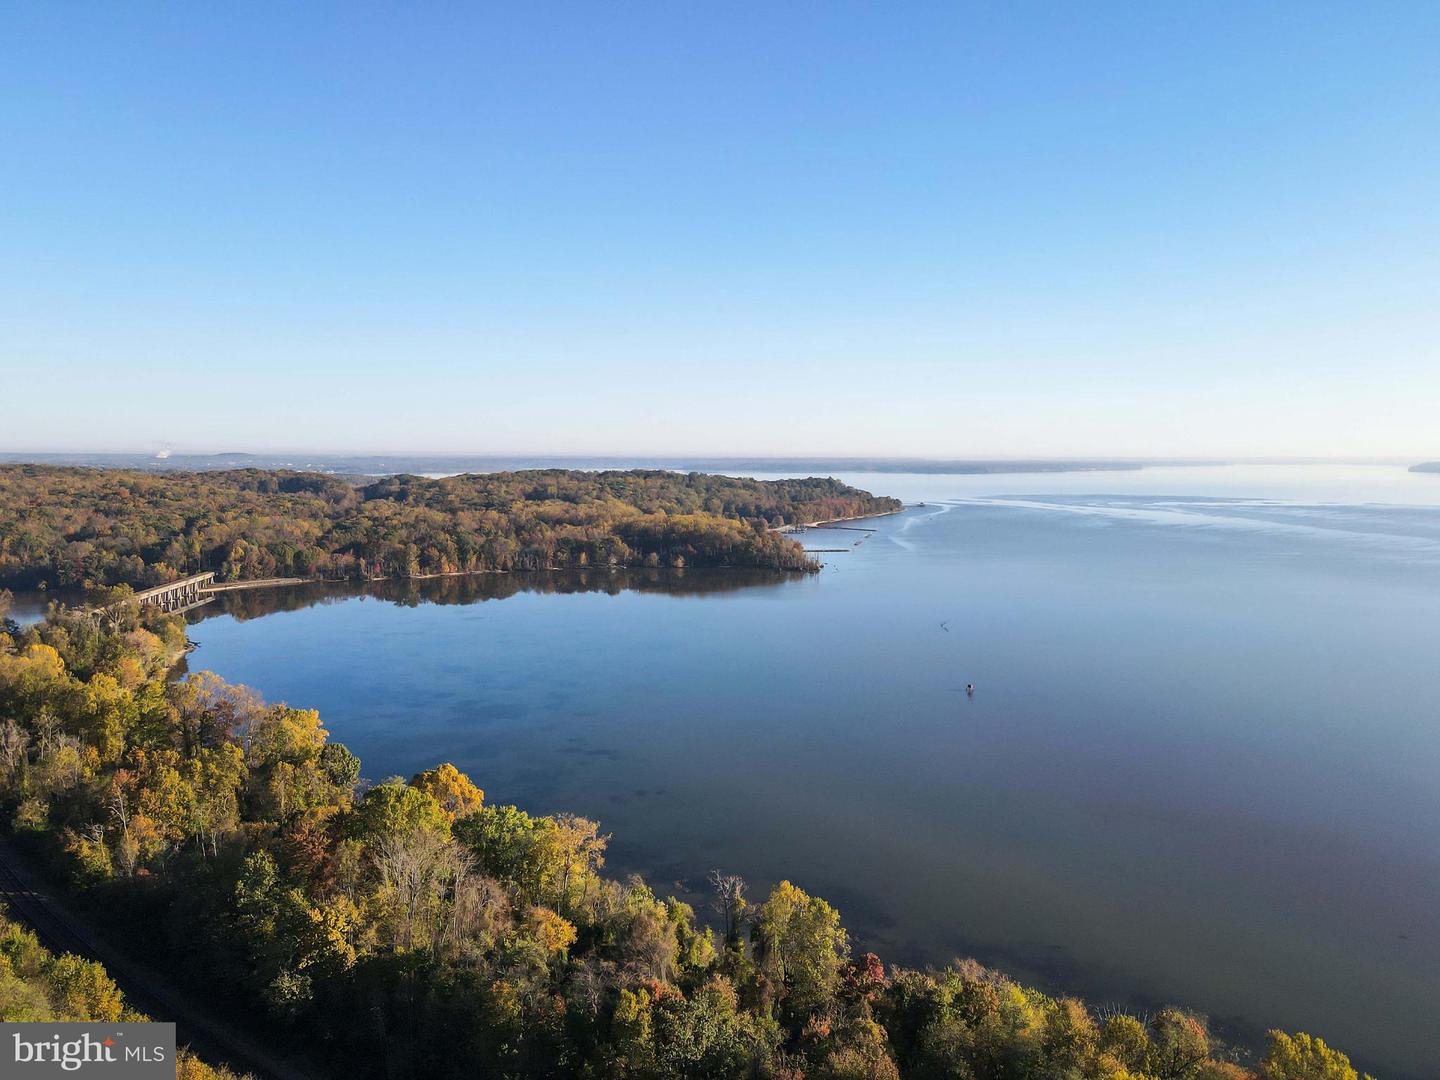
[2,2,1437,458]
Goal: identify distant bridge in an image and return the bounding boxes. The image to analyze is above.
[125,572,309,614]
[132,572,216,613]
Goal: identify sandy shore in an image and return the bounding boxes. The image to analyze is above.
[769,506,910,533]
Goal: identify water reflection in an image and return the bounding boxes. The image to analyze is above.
[188,567,806,623]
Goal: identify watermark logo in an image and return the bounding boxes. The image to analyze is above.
[2,1023,174,1078]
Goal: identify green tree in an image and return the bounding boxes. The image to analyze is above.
[347,782,450,845]
[454,803,555,902]
[45,954,124,1022]
[1147,1008,1213,1080]
[232,850,351,1015]
[1263,1031,1371,1080]
[319,741,361,791]
[652,977,775,1080]
[752,880,849,1025]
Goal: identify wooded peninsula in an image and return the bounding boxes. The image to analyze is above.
[0,466,902,590]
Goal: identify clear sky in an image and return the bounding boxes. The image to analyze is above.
[2,2,1437,459]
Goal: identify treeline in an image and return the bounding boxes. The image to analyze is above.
[0,466,902,589]
[0,607,1374,1080]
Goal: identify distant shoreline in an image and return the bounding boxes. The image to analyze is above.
[6,452,1433,478]
[0,452,1154,477]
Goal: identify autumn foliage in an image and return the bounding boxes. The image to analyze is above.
[0,466,902,588]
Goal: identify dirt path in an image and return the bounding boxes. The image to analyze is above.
[769,507,908,533]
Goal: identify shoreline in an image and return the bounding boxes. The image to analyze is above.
[770,504,911,533]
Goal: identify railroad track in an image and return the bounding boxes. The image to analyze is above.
[0,843,315,1080]
[0,846,97,959]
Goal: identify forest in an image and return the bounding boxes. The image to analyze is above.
[0,466,903,589]
[0,600,1374,1080]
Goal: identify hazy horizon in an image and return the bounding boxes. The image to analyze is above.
[0,447,1430,468]
[4,3,1437,458]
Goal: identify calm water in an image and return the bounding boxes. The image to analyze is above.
[183,465,1440,1077]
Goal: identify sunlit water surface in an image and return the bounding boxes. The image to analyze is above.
[179,465,1440,1076]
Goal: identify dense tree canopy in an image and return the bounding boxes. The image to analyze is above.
[0,607,1377,1080]
[0,466,902,588]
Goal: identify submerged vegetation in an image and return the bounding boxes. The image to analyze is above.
[0,603,1374,1080]
[0,466,902,589]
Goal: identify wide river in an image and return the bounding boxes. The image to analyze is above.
[183,464,1439,1077]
